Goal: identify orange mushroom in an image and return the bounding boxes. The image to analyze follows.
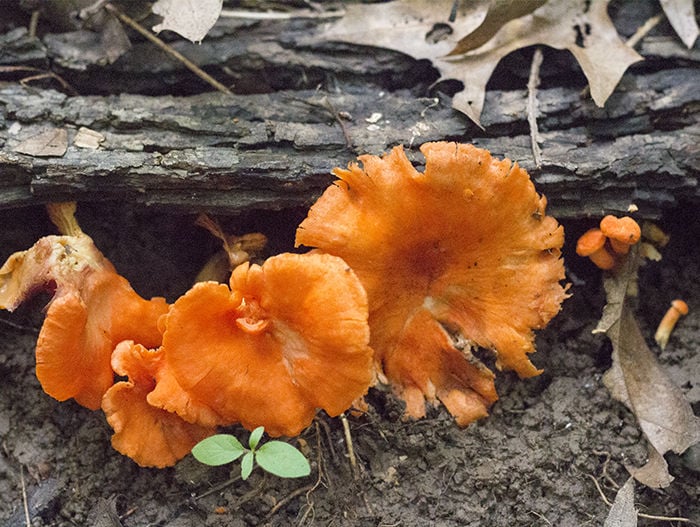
[148,251,374,437]
[102,341,215,468]
[575,228,616,270]
[654,299,689,350]
[599,215,641,254]
[0,203,169,409]
[295,142,568,425]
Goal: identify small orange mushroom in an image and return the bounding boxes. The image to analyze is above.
[654,299,689,350]
[599,215,641,254]
[0,203,169,409]
[148,251,374,437]
[102,341,216,468]
[575,228,616,270]
[296,142,568,426]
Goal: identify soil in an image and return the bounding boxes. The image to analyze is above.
[0,202,698,527]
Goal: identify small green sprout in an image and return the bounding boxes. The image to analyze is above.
[191,426,311,480]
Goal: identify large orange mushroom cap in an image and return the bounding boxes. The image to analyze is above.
[295,142,568,425]
[0,204,169,409]
[149,251,373,437]
[102,341,215,468]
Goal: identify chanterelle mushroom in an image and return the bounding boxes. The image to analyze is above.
[102,340,215,468]
[148,251,374,437]
[296,142,568,425]
[0,203,169,409]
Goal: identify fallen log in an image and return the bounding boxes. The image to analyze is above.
[0,2,698,219]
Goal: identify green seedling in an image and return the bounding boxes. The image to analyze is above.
[191,426,310,480]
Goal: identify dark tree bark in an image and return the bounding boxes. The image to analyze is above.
[0,1,698,219]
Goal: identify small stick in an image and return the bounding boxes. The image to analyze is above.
[28,10,40,39]
[0,318,39,334]
[20,467,30,527]
[193,475,242,500]
[264,484,315,521]
[627,14,664,48]
[340,413,358,478]
[0,66,78,95]
[104,3,233,95]
[219,8,340,20]
[587,474,693,523]
[527,47,544,169]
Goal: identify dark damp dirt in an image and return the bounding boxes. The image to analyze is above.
[0,203,698,527]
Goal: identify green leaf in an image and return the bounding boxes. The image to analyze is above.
[241,451,255,480]
[256,441,311,478]
[248,426,265,451]
[191,434,246,466]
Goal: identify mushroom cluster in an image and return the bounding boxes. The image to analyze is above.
[576,215,641,270]
[1,142,569,467]
[0,204,373,467]
[296,142,568,425]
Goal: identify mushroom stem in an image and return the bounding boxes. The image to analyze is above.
[642,222,670,247]
[576,228,616,270]
[588,246,617,270]
[654,299,689,350]
[195,214,268,271]
[46,202,82,236]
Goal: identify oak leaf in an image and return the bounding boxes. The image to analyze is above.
[594,248,700,488]
[152,0,223,43]
[660,0,698,48]
[316,0,642,125]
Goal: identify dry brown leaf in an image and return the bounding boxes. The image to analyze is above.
[594,248,700,488]
[604,477,637,527]
[448,0,548,55]
[660,0,698,48]
[316,0,642,125]
[152,0,223,43]
[14,128,68,157]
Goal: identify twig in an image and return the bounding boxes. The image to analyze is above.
[587,474,695,524]
[20,466,30,527]
[296,422,325,525]
[0,66,78,96]
[299,95,353,149]
[526,47,544,169]
[627,14,664,48]
[592,449,619,490]
[192,475,242,500]
[264,483,315,522]
[232,475,267,508]
[340,413,359,479]
[0,318,39,334]
[103,3,233,95]
[28,11,40,39]
[528,510,553,526]
[219,8,341,20]
[587,473,613,507]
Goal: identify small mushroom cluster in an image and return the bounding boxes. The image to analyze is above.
[576,215,641,269]
[1,142,569,467]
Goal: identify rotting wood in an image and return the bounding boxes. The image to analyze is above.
[0,1,698,219]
